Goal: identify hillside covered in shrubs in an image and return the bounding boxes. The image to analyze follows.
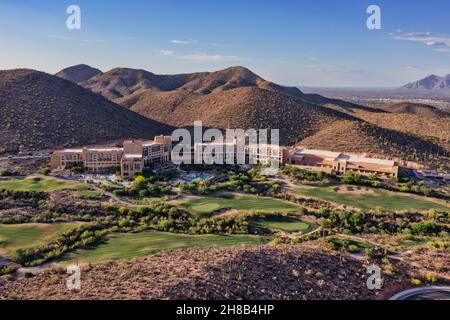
[0,69,173,154]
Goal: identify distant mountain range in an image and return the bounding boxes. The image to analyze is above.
[401,74,450,92]
[65,65,386,146]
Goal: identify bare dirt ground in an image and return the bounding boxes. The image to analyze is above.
[0,242,419,300]
[400,248,450,280]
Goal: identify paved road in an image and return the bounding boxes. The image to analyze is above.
[390,286,450,300]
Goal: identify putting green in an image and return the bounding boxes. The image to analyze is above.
[191,203,222,213]
[58,231,265,265]
[294,186,449,212]
[251,216,314,233]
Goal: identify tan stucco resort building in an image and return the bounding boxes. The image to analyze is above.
[51,136,172,177]
[51,135,400,178]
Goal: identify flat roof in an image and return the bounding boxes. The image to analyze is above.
[194,143,237,148]
[293,149,342,159]
[59,149,83,153]
[87,148,123,152]
[291,148,396,166]
[143,141,161,147]
[338,154,395,166]
[123,153,143,159]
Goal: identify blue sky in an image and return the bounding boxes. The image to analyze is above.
[1,0,449,87]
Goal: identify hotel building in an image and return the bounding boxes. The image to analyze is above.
[193,141,288,165]
[51,135,400,178]
[191,142,398,177]
[51,136,172,177]
[285,148,399,177]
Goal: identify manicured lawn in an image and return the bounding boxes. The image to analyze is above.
[294,186,449,211]
[0,223,83,256]
[58,231,265,265]
[180,195,302,216]
[0,177,89,192]
[251,216,315,233]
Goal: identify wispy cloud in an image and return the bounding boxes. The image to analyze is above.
[400,65,416,71]
[179,53,242,62]
[170,39,198,45]
[155,49,175,56]
[170,38,238,49]
[47,34,132,43]
[156,50,243,62]
[390,29,450,54]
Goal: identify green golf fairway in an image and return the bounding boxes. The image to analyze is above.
[251,216,315,233]
[58,231,265,265]
[0,223,83,256]
[0,177,89,192]
[181,194,302,216]
[294,186,449,211]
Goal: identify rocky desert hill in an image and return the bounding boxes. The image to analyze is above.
[0,69,173,154]
[380,102,450,118]
[0,244,415,300]
[81,67,208,100]
[81,65,369,113]
[82,67,390,138]
[80,66,361,145]
[299,120,449,169]
[55,64,103,84]
[129,86,359,145]
[350,102,450,166]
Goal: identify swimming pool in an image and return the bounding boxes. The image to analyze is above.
[188,173,215,181]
